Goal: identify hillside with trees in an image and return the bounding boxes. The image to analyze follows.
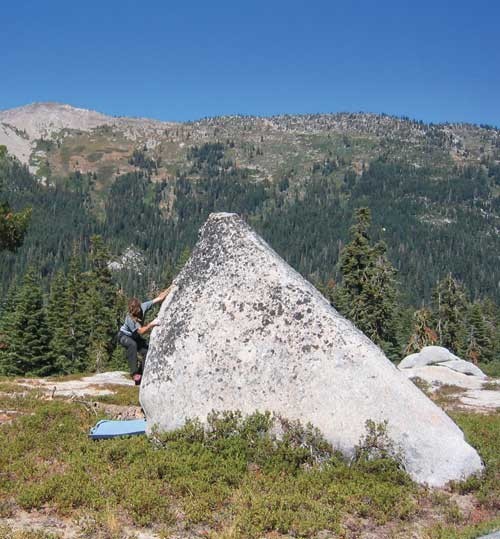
[0,107,499,373]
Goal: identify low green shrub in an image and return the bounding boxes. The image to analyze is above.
[1,393,497,538]
[0,527,61,539]
[154,410,339,475]
[450,412,500,511]
[424,518,500,539]
[478,361,500,378]
[353,419,404,467]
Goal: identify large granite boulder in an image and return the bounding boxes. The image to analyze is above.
[141,213,483,487]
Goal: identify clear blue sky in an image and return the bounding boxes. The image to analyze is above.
[1,0,499,125]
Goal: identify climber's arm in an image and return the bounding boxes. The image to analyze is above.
[152,286,172,304]
[136,320,159,335]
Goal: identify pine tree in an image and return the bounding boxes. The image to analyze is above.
[114,288,128,328]
[480,299,500,363]
[432,273,468,355]
[339,208,372,310]
[108,345,128,371]
[405,308,438,354]
[362,242,401,359]
[161,261,176,288]
[0,145,31,252]
[88,340,108,373]
[46,270,67,338]
[81,235,120,371]
[466,334,480,365]
[50,255,89,373]
[467,302,494,363]
[88,235,116,305]
[0,200,31,252]
[338,208,400,359]
[3,268,52,376]
[317,278,340,307]
[0,280,19,374]
[175,247,191,275]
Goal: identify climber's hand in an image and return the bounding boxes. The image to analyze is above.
[154,287,171,304]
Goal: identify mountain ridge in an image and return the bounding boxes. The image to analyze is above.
[2,101,498,129]
[1,102,499,183]
[1,102,499,305]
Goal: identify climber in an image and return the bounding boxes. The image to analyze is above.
[118,287,171,385]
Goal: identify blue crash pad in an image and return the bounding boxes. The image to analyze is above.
[89,419,147,440]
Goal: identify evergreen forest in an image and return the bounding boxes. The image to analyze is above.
[1,120,499,375]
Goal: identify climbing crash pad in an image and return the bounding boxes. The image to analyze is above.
[89,419,146,440]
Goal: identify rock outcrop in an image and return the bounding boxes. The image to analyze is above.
[399,346,486,378]
[141,213,483,486]
[398,347,498,411]
[0,102,175,166]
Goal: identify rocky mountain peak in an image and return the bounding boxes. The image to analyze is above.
[0,102,112,139]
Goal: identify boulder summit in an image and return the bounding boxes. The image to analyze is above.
[141,213,482,486]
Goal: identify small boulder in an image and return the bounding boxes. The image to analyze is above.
[437,359,487,378]
[398,352,422,369]
[399,346,486,378]
[419,346,461,364]
[399,346,460,368]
